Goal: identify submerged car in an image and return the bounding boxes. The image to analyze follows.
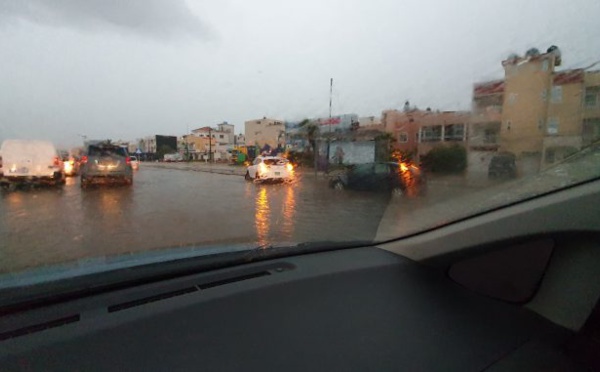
[329,162,425,196]
[0,139,65,188]
[245,156,294,182]
[80,143,133,188]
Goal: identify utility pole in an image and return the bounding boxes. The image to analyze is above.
[326,78,333,173]
[208,127,212,163]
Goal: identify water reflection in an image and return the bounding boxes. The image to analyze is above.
[255,186,270,246]
[281,184,296,238]
[253,183,298,246]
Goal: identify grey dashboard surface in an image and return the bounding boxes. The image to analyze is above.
[0,247,573,371]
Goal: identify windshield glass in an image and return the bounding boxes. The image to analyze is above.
[1,0,599,288]
[88,146,127,157]
[263,159,287,165]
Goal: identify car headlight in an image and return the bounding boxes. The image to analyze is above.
[286,163,293,172]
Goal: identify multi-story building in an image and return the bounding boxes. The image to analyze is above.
[583,71,600,146]
[358,116,382,128]
[474,48,600,174]
[382,109,469,158]
[180,135,216,161]
[467,80,504,177]
[244,117,285,149]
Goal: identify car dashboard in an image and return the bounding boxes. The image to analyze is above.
[1,179,599,371]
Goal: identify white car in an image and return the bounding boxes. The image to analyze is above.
[130,156,140,170]
[0,139,65,188]
[245,156,294,182]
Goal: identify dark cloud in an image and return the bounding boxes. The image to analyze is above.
[0,0,211,39]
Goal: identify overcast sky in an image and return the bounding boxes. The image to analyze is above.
[1,0,599,148]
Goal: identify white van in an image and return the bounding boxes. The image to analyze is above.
[0,140,65,187]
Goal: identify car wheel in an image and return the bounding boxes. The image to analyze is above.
[391,186,404,197]
[333,180,345,190]
[245,171,252,181]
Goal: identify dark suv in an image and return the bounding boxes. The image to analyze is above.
[80,143,133,188]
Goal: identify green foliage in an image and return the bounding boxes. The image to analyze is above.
[421,144,467,174]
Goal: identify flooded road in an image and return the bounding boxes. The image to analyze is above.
[0,166,396,273]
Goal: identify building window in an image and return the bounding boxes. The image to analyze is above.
[484,129,497,144]
[547,117,559,135]
[506,120,512,131]
[585,89,598,107]
[397,132,408,143]
[444,124,465,141]
[219,134,224,139]
[551,86,562,103]
[421,125,442,142]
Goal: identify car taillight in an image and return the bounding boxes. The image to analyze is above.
[126,156,131,165]
[81,156,88,164]
[53,156,60,166]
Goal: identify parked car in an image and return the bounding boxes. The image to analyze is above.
[0,139,65,188]
[329,162,426,196]
[245,156,294,183]
[80,143,133,188]
[488,152,517,179]
[130,156,140,171]
[164,153,183,162]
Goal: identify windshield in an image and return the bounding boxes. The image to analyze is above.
[1,0,599,288]
[88,146,128,157]
[263,159,287,166]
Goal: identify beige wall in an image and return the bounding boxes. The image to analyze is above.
[244,118,285,148]
[584,71,600,120]
[500,55,554,155]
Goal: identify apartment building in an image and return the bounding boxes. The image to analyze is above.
[382,109,469,158]
[244,117,285,149]
[468,80,504,177]
[483,47,600,173]
[583,71,600,146]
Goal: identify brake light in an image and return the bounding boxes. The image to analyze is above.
[126,156,131,165]
[53,156,60,166]
[81,156,88,164]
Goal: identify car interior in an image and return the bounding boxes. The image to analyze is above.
[0,177,599,371]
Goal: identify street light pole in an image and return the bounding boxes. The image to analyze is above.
[326,78,333,173]
[208,127,212,163]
